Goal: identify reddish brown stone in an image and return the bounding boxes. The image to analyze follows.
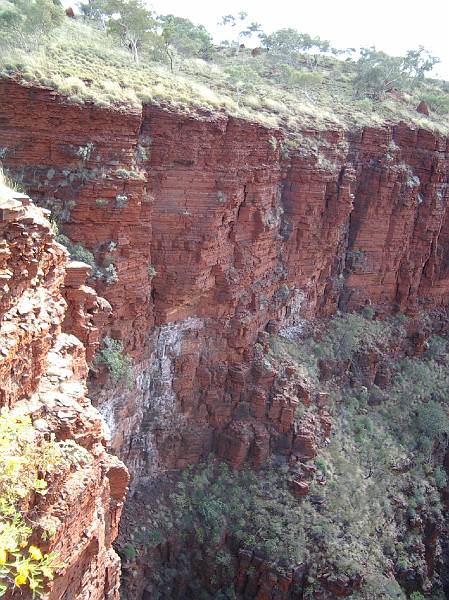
[62,262,112,363]
[288,478,310,497]
[0,191,128,600]
[1,78,449,481]
[417,100,430,116]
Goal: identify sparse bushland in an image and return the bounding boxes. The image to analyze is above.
[120,311,449,598]
[0,410,89,597]
[0,0,64,52]
[0,5,448,133]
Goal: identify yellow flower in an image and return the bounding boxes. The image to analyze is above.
[0,548,7,564]
[14,573,27,586]
[17,565,29,578]
[29,546,43,561]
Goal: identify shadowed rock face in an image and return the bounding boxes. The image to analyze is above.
[0,188,128,600]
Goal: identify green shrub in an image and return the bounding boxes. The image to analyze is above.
[415,401,449,440]
[56,234,96,268]
[422,94,449,114]
[314,457,327,474]
[122,543,137,561]
[361,305,375,320]
[94,336,133,386]
[354,415,374,442]
[115,168,140,179]
[115,194,128,208]
[136,144,148,160]
[426,335,448,360]
[267,136,277,150]
[102,263,119,284]
[147,530,164,547]
[315,312,391,362]
[76,143,94,162]
[56,234,120,284]
[433,466,447,489]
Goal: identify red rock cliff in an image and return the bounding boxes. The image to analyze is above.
[1,79,448,477]
[0,185,128,599]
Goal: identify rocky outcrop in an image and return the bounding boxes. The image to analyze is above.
[0,187,128,599]
[343,126,449,312]
[62,261,112,363]
[0,192,66,407]
[1,78,449,479]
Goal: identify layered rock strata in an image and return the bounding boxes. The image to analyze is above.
[1,79,449,477]
[0,187,128,599]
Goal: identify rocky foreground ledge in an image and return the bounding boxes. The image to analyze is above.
[0,189,128,599]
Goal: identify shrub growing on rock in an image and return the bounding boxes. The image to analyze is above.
[94,336,133,385]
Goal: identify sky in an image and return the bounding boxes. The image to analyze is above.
[146,0,449,80]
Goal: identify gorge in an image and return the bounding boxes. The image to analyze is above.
[1,73,449,599]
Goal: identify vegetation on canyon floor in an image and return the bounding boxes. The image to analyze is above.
[119,311,449,599]
[0,1,448,133]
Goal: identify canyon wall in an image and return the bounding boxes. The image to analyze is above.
[0,187,128,598]
[1,79,449,481]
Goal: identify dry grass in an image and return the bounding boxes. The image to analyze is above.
[1,19,449,134]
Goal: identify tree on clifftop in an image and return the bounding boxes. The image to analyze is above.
[260,28,330,67]
[158,14,214,70]
[79,0,156,63]
[354,46,440,99]
[106,0,156,64]
[402,46,440,89]
[78,0,111,28]
[218,11,263,53]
